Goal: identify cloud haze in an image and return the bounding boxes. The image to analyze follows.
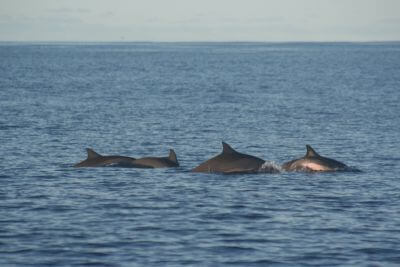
[0,0,399,41]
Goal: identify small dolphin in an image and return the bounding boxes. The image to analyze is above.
[192,142,278,174]
[74,148,137,167]
[130,149,179,168]
[282,145,354,172]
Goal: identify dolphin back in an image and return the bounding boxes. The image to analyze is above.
[130,149,179,168]
[282,145,353,172]
[192,142,267,174]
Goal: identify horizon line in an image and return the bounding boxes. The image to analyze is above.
[1,40,400,44]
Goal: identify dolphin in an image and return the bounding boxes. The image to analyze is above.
[130,149,179,168]
[282,145,354,172]
[74,148,137,167]
[192,142,278,174]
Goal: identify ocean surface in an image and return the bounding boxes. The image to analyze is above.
[1,42,400,266]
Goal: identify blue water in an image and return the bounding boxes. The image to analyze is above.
[1,42,400,266]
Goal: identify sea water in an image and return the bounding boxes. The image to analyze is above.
[1,42,400,266]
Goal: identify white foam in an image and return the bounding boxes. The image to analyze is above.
[260,161,282,173]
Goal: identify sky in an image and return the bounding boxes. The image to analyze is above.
[0,0,399,42]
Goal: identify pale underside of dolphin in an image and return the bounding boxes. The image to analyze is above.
[74,148,179,168]
[192,142,279,174]
[282,145,354,172]
[74,148,137,167]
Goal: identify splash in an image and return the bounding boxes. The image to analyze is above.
[259,161,282,173]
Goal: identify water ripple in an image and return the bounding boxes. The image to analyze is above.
[1,42,399,266]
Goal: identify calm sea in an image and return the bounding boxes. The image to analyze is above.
[1,42,400,266]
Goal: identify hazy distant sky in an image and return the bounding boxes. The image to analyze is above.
[1,0,399,41]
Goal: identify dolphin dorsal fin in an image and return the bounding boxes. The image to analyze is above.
[86,148,101,159]
[222,142,237,154]
[168,149,178,163]
[305,145,320,157]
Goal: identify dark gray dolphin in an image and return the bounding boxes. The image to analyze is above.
[282,145,354,172]
[192,142,278,174]
[74,148,137,167]
[130,149,179,168]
